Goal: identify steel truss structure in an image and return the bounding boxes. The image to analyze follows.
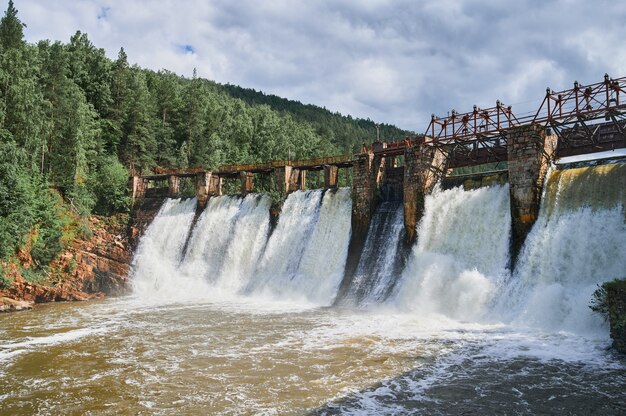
[423,74,626,164]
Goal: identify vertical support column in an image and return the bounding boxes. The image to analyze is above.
[195,172,212,209]
[507,125,556,264]
[324,165,339,189]
[403,139,448,245]
[351,152,377,233]
[297,170,306,191]
[287,168,302,192]
[209,175,222,196]
[168,175,180,198]
[240,171,254,195]
[129,175,146,206]
[274,165,293,195]
[336,150,385,302]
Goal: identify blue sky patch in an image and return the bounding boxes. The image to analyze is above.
[97,7,110,20]
[178,44,195,54]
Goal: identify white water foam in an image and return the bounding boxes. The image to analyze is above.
[179,194,271,296]
[250,189,352,305]
[500,165,626,337]
[131,197,204,300]
[393,185,511,321]
[341,201,406,306]
[132,190,352,306]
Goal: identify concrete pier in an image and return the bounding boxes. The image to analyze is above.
[403,140,448,245]
[240,171,254,195]
[507,125,557,263]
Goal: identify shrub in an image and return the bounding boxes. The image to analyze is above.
[91,156,131,215]
[0,264,12,289]
[590,283,609,320]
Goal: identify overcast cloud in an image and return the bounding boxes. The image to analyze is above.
[15,0,626,131]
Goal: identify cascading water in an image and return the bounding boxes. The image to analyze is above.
[132,189,352,305]
[392,184,511,320]
[131,197,201,299]
[248,189,352,304]
[179,193,272,295]
[5,165,626,415]
[338,201,407,306]
[500,163,626,335]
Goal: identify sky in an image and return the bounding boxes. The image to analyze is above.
[13,0,626,131]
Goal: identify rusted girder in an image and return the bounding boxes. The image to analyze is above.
[425,101,519,147]
[532,74,626,125]
[532,74,626,156]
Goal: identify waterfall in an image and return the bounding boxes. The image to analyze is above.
[131,197,201,299]
[248,189,352,305]
[131,189,352,305]
[338,201,407,306]
[179,194,272,295]
[500,163,626,335]
[129,161,624,335]
[392,185,511,320]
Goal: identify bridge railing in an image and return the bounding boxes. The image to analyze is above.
[422,73,626,159]
[532,74,626,125]
[425,101,519,146]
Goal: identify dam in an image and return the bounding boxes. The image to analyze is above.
[1,75,625,414]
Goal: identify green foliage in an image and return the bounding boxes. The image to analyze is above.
[0,0,25,51]
[590,283,610,319]
[0,263,12,288]
[91,156,130,214]
[30,190,72,267]
[590,279,626,322]
[20,266,48,285]
[0,142,38,260]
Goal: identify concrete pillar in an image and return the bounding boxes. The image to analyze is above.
[274,165,306,194]
[209,175,222,196]
[274,165,293,195]
[403,141,448,245]
[297,170,306,191]
[507,125,557,264]
[324,165,339,189]
[337,150,385,298]
[351,152,378,233]
[195,172,212,209]
[168,175,180,198]
[129,175,146,205]
[240,171,254,195]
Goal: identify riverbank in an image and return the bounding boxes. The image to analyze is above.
[0,215,131,312]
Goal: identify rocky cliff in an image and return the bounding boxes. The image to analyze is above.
[0,215,131,312]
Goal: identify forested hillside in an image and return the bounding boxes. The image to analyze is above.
[220,84,411,154]
[0,1,411,279]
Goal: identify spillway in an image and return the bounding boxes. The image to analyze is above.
[499,163,626,334]
[4,163,625,415]
[392,184,511,320]
[337,201,407,306]
[131,189,352,305]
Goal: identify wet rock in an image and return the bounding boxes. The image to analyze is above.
[0,297,33,312]
[605,279,626,353]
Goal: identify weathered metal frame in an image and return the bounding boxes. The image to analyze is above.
[425,101,519,147]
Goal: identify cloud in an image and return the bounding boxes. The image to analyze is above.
[15,0,626,131]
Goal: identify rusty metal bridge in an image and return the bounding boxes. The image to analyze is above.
[132,73,626,203]
[423,73,626,167]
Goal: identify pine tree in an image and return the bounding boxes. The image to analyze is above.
[121,70,157,173]
[0,0,25,51]
[0,2,46,171]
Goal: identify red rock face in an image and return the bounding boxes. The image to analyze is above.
[0,215,132,312]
